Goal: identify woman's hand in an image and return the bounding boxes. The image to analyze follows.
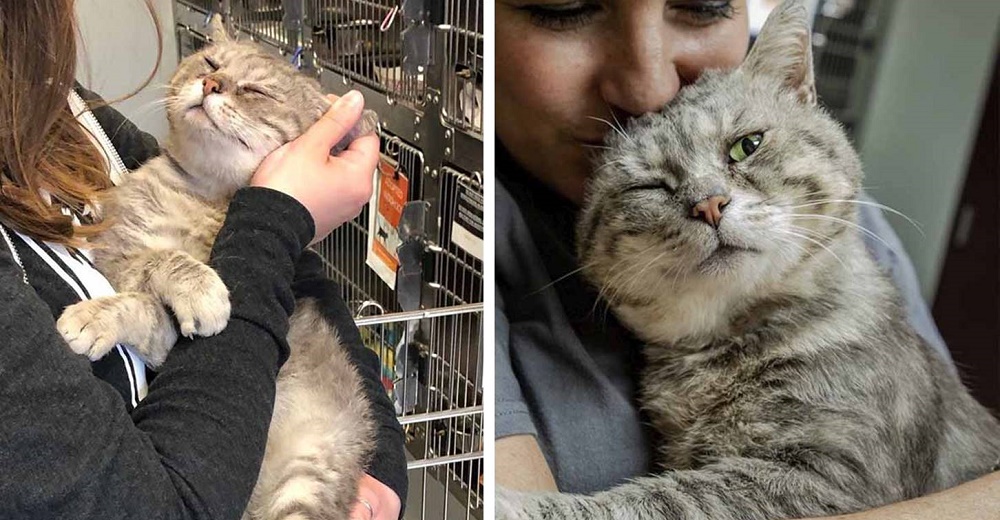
[350,473,401,520]
[250,91,379,244]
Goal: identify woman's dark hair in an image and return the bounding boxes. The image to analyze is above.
[0,0,161,245]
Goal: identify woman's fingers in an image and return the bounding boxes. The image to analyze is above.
[349,474,401,520]
[249,90,380,244]
[299,91,364,153]
[333,134,380,175]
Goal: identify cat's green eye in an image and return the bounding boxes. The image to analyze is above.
[728,133,763,163]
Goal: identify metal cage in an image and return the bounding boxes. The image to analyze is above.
[356,304,484,520]
[313,131,428,315]
[308,0,427,109]
[230,0,296,52]
[812,0,892,137]
[440,0,483,137]
[173,1,484,517]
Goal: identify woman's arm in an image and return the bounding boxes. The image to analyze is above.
[0,187,312,519]
[291,249,408,516]
[497,435,559,491]
[495,287,559,492]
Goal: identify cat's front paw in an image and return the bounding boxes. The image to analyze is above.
[168,265,231,338]
[58,298,124,361]
[57,293,178,367]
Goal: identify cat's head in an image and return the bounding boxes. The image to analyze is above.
[164,15,376,190]
[577,0,864,340]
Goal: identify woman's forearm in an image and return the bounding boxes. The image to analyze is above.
[497,434,559,492]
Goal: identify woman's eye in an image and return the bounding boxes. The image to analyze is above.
[669,0,737,26]
[728,133,763,163]
[519,2,602,31]
[204,56,220,71]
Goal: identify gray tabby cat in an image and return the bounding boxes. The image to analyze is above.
[498,1,1000,518]
[55,16,378,520]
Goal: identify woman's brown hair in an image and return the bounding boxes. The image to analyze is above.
[0,0,160,245]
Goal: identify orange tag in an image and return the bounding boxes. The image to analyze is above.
[367,155,409,288]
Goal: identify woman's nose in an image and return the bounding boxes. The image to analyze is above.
[599,23,682,117]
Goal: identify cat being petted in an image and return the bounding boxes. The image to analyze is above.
[498,1,1000,519]
[55,16,377,520]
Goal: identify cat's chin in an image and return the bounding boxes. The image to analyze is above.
[695,244,759,276]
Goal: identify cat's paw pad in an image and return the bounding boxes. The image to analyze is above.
[57,299,125,361]
[171,268,230,338]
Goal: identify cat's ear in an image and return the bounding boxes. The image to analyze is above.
[741,0,816,105]
[208,14,231,43]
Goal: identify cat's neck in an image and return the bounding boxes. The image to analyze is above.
[613,234,890,352]
[161,137,258,202]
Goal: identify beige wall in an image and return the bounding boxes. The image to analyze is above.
[75,0,179,141]
[858,0,1000,299]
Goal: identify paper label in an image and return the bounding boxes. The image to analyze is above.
[451,181,484,261]
[366,155,409,288]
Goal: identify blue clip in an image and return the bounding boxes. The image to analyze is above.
[203,10,213,27]
[291,46,304,69]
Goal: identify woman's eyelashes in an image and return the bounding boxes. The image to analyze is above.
[668,1,737,25]
[519,0,736,31]
[519,1,602,31]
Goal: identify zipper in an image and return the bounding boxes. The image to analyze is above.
[0,224,28,285]
[67,90,129,186]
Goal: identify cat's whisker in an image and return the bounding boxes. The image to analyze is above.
[781,213,899,255]
[593,158,627,174]
[770,234,812,262]
[586,115,633,145]
[528,261,601,296]
[589,242,662,317]
[607,107,630,141]
[625,249,671,296]
[785,199,924,235]
[785,223,835,243]
[124,100,173,120]
[778,227,848,271]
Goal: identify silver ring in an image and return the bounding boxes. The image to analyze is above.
[360,498,374,520]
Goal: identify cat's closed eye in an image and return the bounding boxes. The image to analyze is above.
[241,84,277,100]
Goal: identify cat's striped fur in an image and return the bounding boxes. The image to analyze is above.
[56,16,377,520]
[498,1,1000,518]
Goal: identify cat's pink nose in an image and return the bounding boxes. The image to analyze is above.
[691,195,731,228]
[202,78,222,97]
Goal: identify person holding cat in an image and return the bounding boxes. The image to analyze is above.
[495,0,999,518]
[0,2,402,519]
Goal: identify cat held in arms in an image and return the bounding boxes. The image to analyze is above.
[55,16,380,520]
[498,1,1000,518]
